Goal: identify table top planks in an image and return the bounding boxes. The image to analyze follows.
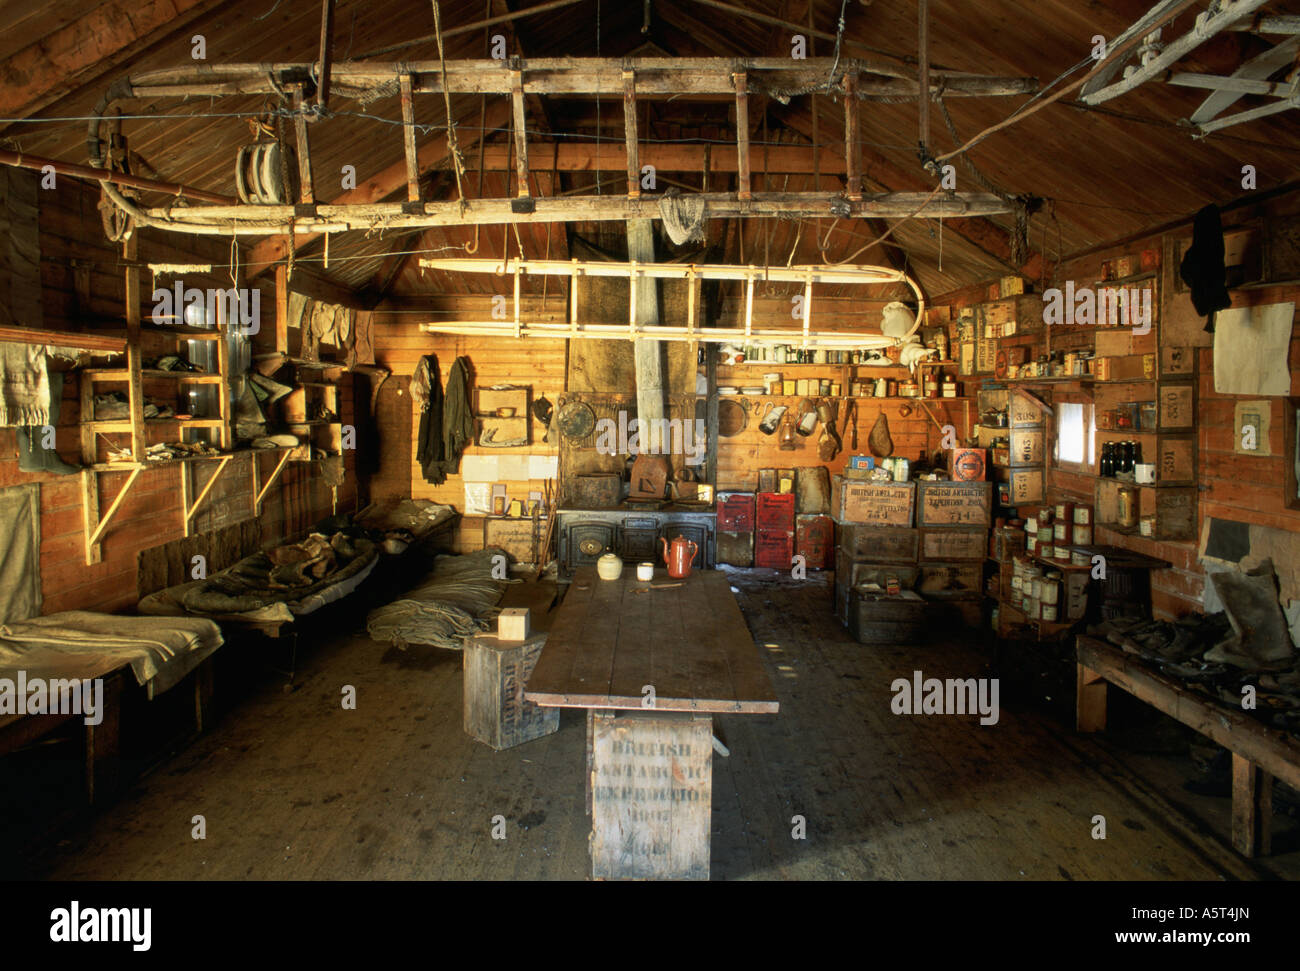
[524,567,779,714]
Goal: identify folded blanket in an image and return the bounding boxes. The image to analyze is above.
[0,343,50,427]
[0,611,223,694]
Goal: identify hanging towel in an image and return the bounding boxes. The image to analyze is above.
[0,343,51,427]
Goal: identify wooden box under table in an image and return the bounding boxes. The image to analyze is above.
[919,528,986,561]
[916,562,983,600]
[462,632,559,751]
[847,589,927,645]
[835,524,918,563]
[590,710,713,881]
[831,478,915,526]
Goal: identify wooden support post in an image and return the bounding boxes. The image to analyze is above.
[511,69,530,198]
[918,0,930,154]
[623,70,639,198]
[85,672,122,805]
[254,449,294,513]
[400,73,420,203]
[513,267,522,338]
[844,73,862,200]
[734,72,751,201]
[1231,754,1273,858]
[275,265,289,353]
[743,274,754,337]
[802,269,814,346]
[182,456,234,536]
[123,236,145,464]
[1075,663,1107,732]
[569,260,579,337]
[314,0,335,116]
[293,88,316,203]
[86,466,143,553]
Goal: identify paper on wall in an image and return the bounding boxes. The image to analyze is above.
[463,482,493,515]
[527,454,558,479]
[495,454,530,480]
[1213,302,1295,396]
[460,455,499,480]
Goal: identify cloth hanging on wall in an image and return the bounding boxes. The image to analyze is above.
[441,356,474,474]
[415,354,445,484]
[0,343,51,426]
[0,483,41,624]
[1179,204,1233,333]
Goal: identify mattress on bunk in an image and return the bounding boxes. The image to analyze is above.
[137,534,379,623]
[0,611,223,695]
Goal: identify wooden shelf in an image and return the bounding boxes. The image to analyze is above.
[0,325,127,354]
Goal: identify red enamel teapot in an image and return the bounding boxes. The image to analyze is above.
[660,535,699,579]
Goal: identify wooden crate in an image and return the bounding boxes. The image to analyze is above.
[833,554,920,624]
[847,589,927,645]
[1157,383,1195,431]
[919,528,986,561]
[483,516,542,564]
[755,528,794,570]
[1009,427,1045,467]
[1009,467,1045,504]
[1154,434,1195,486]
[917,562,983,600]
[835,524,918,563]
[716,530,753,567]
[590,711,712,880]
[463,632,559,751]
[917,481,992,528]
[831,478,915,526]
[1009,389,1047,427]
[1159,346,1195,379]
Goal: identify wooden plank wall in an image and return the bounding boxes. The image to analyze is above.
[937,192,1300,620]
[2,177,349,615]
[374,290,972,547]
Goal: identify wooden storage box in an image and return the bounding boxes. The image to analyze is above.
[483,516,543,564]
[917,563,983,600]
[1009,467,1045,505]
[917,480,992,528]
[755,492,795,531]
[590,710,712,880]
[1009,427,1045,467]
[847,589,927,645]
[1153,434,1195,486]
[795,514,832,570]
[463,632,559,751]
[831,478,915,526]
[1009,389,1047,427]
[716,492,755,532]
[833,553,920,624]
[716,530,754,567]
[919,528,986,561]
[835,523,918,563]
[754,528,794,570]
[1157,383,1195,431]
[1094,355,1152,382]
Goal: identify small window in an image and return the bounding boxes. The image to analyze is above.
[1055,402,1095,468]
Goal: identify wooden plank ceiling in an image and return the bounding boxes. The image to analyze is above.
[3,0,1298,305]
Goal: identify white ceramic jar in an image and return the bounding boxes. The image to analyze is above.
[597,553,623,581]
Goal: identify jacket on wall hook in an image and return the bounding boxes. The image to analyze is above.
[1179,203,1232,333]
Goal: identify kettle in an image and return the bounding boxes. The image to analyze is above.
[660,535,699,579]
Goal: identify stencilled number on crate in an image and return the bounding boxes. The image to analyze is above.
[491,814,507,839]
[791,294,806,320]
[641,165,656,191]
[192,815,206,840]
[491,554,508,580]
[491,295,507,319]
[341,685,356,710]
[191,34,206,59]
[341,164,356,190]
[1091,554,1107,580]
[41,164,56,189]
[490,34,507,60]
[790,34,807,59]
[641,684,656,709]
[1242,684,1257,710]
[1091,814,1106,839]
[791,554,806,580]
[1242,164,1257,191]
[190,555,207,580]
[791,814,807,840]
[940,424,958,450]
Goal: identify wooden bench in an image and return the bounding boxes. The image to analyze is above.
[0,650,215,804]
[525,566,779,880]
[1076,634,1300,858]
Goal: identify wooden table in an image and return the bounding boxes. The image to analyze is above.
[525,566,778,879]
[1076,635,1300,858]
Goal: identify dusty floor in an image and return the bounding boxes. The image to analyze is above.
[5,569,1298,880]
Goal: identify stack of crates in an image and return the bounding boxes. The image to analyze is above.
[716,492,755,567]
[755,492,795,569]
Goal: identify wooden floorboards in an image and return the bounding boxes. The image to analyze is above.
[11,570,1297,880]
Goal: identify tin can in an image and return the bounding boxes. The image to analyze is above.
[1073,524,1092,545]
[899,381,918,397]
[831,382,841,397]
[875,378,888,397]
[886,379,898,396]
[1040,603,1058,622]
[1071,550,1090,567]
[942,377,957,398]
[1117,485,1139,528]
[820,379,832,396]
[1054,501,1073,521]
[1053,521,1071,543]
[1073,505,1091,525]
[783,379,797,396]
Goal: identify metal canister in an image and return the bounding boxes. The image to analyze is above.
[1040,571,1061,605]
[1073,505,1092,525]
[1073,524,1092,545]
[1117,485,1139,528]
[1053,520,1072,544]
[1040,602,1058,622]
[1054,501,1073,522]
[1071,549,1091,567]
[899,380,918,397]
[942,377,957,398]
[886,379,898,396]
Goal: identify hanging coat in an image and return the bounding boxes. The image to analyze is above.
[440,356,474,476]
[415,354,446,484]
